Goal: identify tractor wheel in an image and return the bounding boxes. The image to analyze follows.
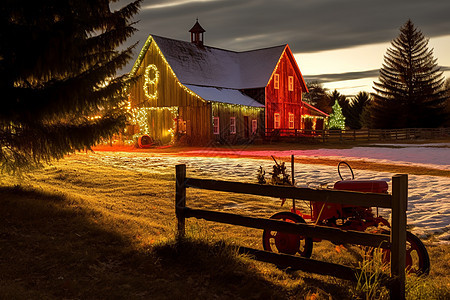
[377,230,430,275]
[262,211,313,258]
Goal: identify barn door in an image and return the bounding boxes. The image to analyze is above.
[244,116,249,138]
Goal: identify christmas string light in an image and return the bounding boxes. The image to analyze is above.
[301,114,326,120]
[129,36,154,77]
[301,114,328,130]
[143,64,159,101]
[328,100,346,130]
[129,35,205,103]
[128,106,179,142]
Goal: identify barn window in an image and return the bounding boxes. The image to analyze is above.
[251,119,257,134]
[274,74,279,89]
[213,117,220,135]
[230,117,236,134]
[274,113,281,129]
[288,76,294,91]
[288,113,294,129]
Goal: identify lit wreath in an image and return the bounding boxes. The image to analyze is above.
[143,64,159,101]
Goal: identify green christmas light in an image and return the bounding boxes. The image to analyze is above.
[328,100,346,130]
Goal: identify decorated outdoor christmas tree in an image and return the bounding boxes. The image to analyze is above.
[328,100,346,130]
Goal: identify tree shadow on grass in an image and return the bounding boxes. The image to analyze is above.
[2,185,330,299]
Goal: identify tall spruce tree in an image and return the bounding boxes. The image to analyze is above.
[0,0,141,173]
[346,91,371,129]
[371,20,448,129]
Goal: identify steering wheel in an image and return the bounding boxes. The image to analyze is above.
[338,161,354,181]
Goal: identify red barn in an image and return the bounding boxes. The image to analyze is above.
[127,21,328,145]
[263,44,328,133]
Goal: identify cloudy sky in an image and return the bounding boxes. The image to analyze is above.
[122,0,450,96]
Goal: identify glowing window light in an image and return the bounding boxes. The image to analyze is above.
[213,117,220,134]
[274,113,281,129]
[288,112,294,129]
[230,117,236,134]
[288,76,294,91]
[251,119,257,134]
[274,74,280,89]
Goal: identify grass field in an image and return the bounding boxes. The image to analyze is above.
[1,151,449,299]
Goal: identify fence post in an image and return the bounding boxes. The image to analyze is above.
[175,164,187,238]
[291,155,296,212]
[390,174,408,299]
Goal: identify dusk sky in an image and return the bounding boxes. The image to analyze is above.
[123,0,450,96]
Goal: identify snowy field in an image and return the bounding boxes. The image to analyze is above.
[91,143,449,243]
[186,143,450,171]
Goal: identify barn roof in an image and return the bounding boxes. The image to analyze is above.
[303,102,329,117]
[151,35,286,89]
[184,85,264,107]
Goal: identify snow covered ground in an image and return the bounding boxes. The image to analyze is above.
[91,143,450,243]
[186,143,450,171]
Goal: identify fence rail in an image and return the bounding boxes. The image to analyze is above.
[264,127,450,142]
[175,164,408,299]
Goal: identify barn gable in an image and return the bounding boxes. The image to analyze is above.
[267,45,308,93]
[129,35,206,108]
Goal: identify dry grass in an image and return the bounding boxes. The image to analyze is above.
[1,153,449,299]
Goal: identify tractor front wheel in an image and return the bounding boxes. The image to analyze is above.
[262,211,313,258]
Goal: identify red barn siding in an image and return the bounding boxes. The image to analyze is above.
[265,46,307,133]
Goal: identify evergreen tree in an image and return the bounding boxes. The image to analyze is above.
[444,79,450,127]
[371,20,448,129]
[328,89,350,124]
[304,81,332,114]
[346,91,371,129]
[328,100,346,130]
[359,102,374,129]
[0,0,142,173]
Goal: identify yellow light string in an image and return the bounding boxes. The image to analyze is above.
[301,114,326,120]
[153,42,205,102]
[143,64,159,101]
[128,106,178,143]
[129,35,205,102]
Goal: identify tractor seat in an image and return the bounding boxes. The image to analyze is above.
[334,180,388,194]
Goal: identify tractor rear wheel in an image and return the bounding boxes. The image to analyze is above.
[368,230,430,275]
[381,230,430,275]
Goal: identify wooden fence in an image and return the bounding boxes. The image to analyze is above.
[175,164,408,299]
[264,127,450,143]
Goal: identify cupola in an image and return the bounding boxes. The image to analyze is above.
[189,19,205,46]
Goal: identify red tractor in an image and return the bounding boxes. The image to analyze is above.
[262,162,430,275]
